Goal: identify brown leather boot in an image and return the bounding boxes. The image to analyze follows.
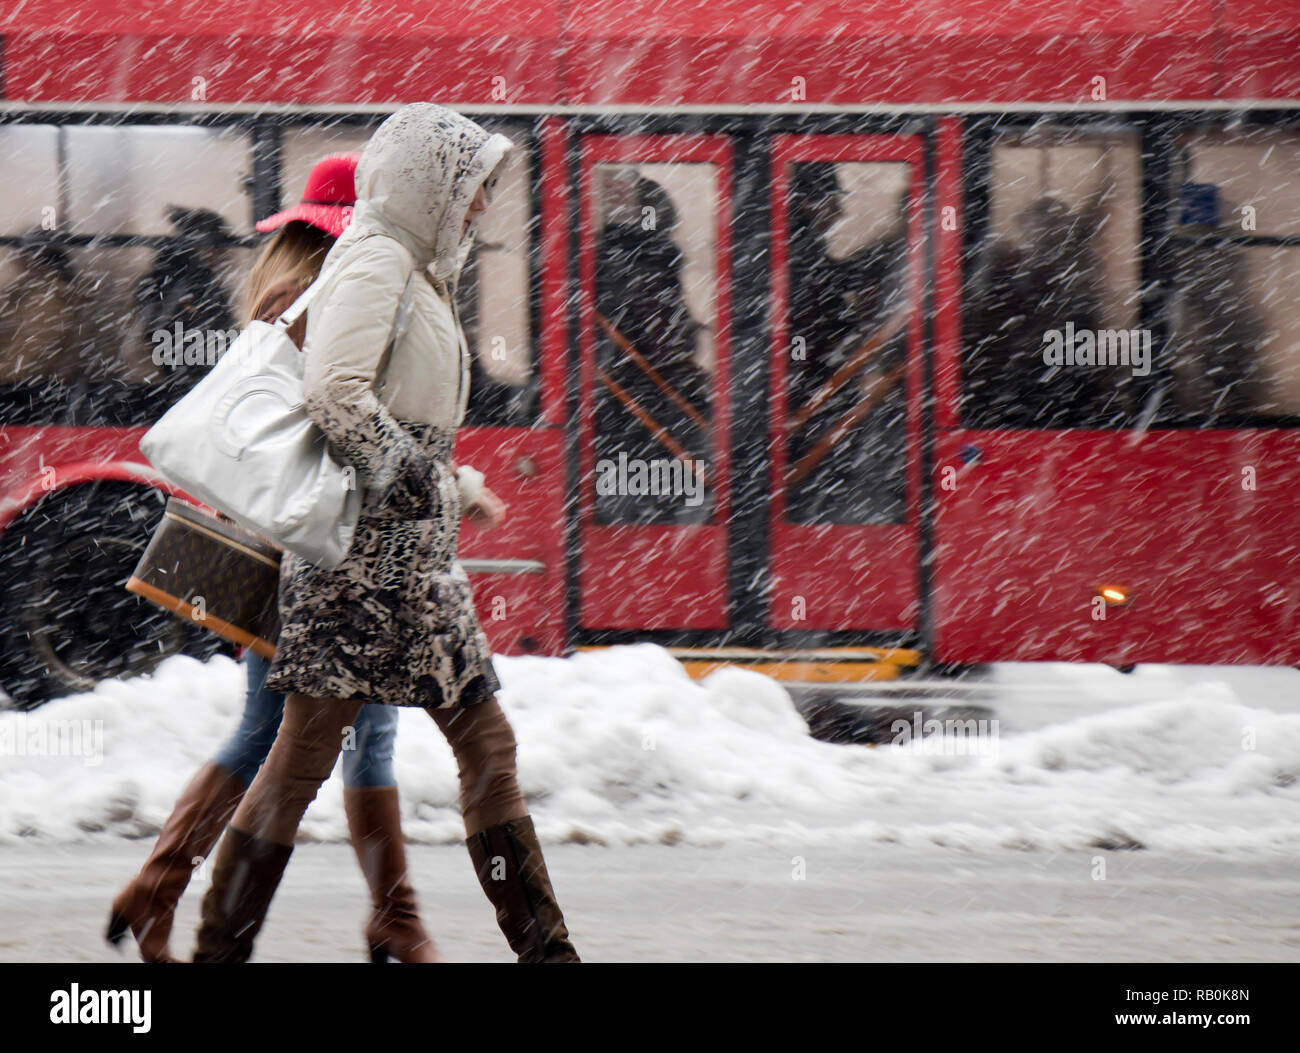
[192,826,293,962]
[344,786,443,963]
[106,761,247,963]
[467,815,580,963]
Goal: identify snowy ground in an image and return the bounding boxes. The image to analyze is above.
[1,646,1298,961]
[4,841,1298,963]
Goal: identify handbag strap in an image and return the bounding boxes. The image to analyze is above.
[272,271,329,330]
[272,231,419,365]
[272,255,345,330]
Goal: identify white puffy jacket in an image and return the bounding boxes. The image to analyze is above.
[300,104,513,517]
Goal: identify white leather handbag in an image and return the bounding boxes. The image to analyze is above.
[140,249,416,570]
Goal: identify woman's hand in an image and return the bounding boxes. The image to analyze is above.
[464,485,507,530]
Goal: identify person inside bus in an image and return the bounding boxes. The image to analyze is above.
[964,195,1111,429]
[593,168,712,525]
[784,162,907,525]
[188,104,579,964]
[107,153,446,964]
[126,205,236,410]
[0,227,93,422]
[1169,191,1268,422]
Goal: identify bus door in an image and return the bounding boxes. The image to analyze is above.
[766,134,927,635]
[574,134,733,631]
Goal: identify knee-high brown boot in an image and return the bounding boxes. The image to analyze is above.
[344,786,443,963]
[192,826,293,963]
[106,761,247,963]
[467,815,580,963]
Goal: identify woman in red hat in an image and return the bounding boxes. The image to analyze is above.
[107,153,444,964]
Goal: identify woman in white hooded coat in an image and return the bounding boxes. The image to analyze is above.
[192,104,579,963]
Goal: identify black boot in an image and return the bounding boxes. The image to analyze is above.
[467,815,580,962]
[192,827,293,963]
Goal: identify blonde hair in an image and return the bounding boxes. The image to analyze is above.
[241,221,335,324]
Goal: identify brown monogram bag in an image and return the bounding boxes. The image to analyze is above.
[126,497,281,658]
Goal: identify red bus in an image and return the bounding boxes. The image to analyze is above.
[1,1,1298,706]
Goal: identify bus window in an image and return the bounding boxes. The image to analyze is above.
[962,129,1142,429]
[782,160,909,526]
[279,121,374,206]
[590,161,716,524]
[69,241,254,426]
[62,124,253,423]
[65,124,253,238]
[456,136,536,426]
[1171,127,1300,424]
[0,124,59,236]
[0,124,72,423]
[0,236,96,425]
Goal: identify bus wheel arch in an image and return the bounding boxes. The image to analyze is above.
[0,480,224,708]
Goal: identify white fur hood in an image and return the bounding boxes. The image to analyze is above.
[335,102,514,290]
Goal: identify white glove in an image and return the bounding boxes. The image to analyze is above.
[456,464,485,509]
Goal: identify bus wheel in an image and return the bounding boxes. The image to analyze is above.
[0,481,224,709]
[1115,664,1137,674]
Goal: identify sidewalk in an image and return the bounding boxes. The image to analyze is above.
[1,842,1296,962]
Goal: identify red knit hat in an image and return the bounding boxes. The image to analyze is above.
[255,152,359,237]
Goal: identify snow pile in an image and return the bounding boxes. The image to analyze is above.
[0,644,1296,855]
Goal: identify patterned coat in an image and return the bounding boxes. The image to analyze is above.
[263,104,515,709]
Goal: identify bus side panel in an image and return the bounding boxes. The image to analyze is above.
[454,426,568,657]
[931,429,1300,666]
[0,427,161,528]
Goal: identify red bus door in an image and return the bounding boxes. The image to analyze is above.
[575,134,734,631]
[766,134,926,636]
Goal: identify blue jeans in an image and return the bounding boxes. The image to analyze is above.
[212,652,398,788]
